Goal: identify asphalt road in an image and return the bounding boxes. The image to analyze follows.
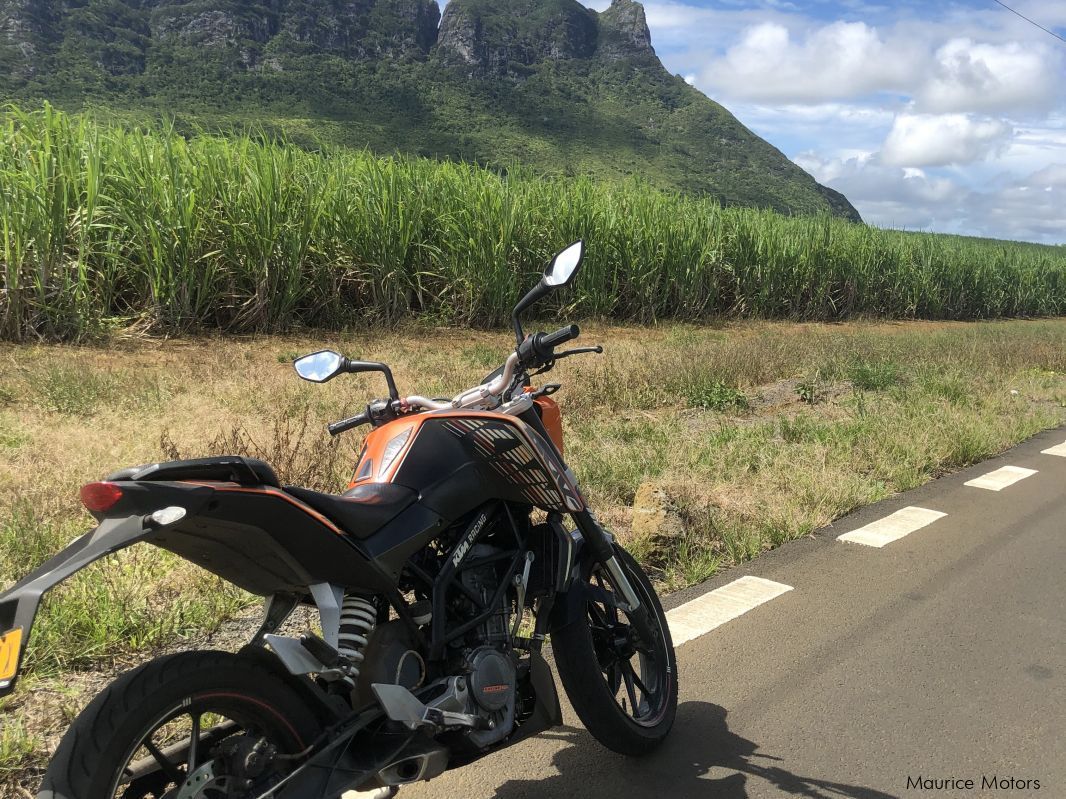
[402,426,1066,799]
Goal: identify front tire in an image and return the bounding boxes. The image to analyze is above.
[553,546,678,756]
[39,650,324,799]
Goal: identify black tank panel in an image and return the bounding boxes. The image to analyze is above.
[393,416,581,515]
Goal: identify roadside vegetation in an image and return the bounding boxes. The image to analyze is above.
[2,106,1065,343]
[2,319,1065,787]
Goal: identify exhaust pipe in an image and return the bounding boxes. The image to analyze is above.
[375,741,449,786]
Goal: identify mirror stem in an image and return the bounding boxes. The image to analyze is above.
[342,359,400,401]
[382,367,400,400]
[513,312,525,348]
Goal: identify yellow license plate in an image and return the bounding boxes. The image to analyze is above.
[0,627,23,682]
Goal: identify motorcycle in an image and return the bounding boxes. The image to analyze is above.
[1,241,677,799]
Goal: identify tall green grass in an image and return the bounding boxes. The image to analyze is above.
[2,105,1065,341]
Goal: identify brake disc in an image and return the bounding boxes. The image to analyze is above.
[173,761,232,799]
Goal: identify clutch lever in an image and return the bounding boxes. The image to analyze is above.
[554,345,604,359]
[529,384,561,399]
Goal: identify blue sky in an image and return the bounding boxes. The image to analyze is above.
[578,0,1066,242]
[440,0,1065,242]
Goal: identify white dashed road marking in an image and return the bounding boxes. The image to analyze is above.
[836,506,947,548]
[1041,441,1066,457]
[964,465,1037,491]
[666,576,793,647]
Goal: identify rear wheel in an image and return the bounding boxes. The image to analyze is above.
[553,546,677,756]
[38,650,324,799]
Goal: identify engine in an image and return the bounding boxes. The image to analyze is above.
[455,544,518,748]
[459,544,512,645]
[355,542,520,752]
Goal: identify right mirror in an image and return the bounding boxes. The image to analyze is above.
[544,241,584,287]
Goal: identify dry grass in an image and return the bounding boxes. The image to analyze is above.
[1,318,1066,787]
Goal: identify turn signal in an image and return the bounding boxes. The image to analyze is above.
[0,627,23,683]
[80,482,124,513]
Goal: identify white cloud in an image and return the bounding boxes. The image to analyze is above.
[881,113,1014,167]
[702,21,922,103]
[738,102,895,133]
[961,165,1066,241]
[793,149,873,183]
[803,153,1066,243]
[1028,163,1066,189]
[688,12,1064,119]
[917,39,1062,115]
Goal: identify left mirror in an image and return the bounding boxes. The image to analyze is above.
[294,350,346,383]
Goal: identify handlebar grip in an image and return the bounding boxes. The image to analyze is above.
[328,413,370,437]
[540,324,580,352]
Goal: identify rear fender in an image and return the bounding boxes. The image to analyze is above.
[0,486,213,697]
[236,644,351,726]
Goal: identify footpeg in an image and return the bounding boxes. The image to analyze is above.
[299,632,343,669]
[372,684,490,732]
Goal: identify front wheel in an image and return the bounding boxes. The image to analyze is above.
[38,650,324,799]
[553,546,677,756]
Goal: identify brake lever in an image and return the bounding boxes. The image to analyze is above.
[554,345,604,359]
[528,346,603,380]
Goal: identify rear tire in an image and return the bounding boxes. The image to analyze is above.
[38,650,324,799]
[553,546,678,756]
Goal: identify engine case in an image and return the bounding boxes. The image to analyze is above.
[463,646,517,749]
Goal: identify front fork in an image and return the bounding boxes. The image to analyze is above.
[573,509,641,611]
[570,508,658,646]
[520,399,658,645]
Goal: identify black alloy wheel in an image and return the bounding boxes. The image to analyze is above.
[38,651,323,799]
[552,546,678,755]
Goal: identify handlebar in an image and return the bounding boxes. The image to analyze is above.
[323,324,597,436]
[520,324,581,366]
[539,324,581,352]
[328,412,371,437]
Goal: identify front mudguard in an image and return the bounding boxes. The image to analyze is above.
[547,540,654,638]
[548,534,599,632]
[1,512,181,697]
[548,565,619,633]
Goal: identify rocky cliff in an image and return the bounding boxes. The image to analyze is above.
[597,0,654,60]
[2,0,441,77]
[1,0,58,80]
[437,0,598,72]
[434,0,658,73]
[0,0,862,222]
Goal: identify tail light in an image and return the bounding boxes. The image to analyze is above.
[80,482,124,513]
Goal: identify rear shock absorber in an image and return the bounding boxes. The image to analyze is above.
[336,595,377,687]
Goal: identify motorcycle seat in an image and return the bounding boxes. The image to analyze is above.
[107,456,281,487]
[284,483,417,539]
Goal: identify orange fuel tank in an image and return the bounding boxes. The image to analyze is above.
[535,395,564,457]
[347,416,421,489]
[348,402,567,491]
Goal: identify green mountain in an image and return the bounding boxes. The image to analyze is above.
[0,0,861,220]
